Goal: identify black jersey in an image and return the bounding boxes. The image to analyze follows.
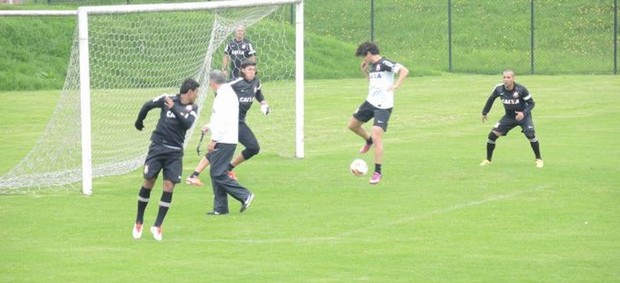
[230,77,264,122]
[482,83,535,117]
[136,94,198,149]
[224,38,256,78]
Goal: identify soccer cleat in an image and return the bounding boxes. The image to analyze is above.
[185,176,204,187]
[535,159,544,168]
[207,210,227,216]
[150,226,162,241]
[359,142,372,154]
[369,172,382,185]
[227,171,238,181]
[240,193,255,213]
[479,159,492,166]
[132,223,143,240]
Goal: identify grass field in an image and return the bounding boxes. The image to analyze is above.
[1,75,619,282]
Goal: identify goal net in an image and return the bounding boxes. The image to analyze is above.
[0,0,303,194]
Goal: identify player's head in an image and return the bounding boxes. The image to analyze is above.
[240,59,257,80]
[502,69,515,89]
[355,42,380,57]
[209,70,227,89]
[235,25,246,40]
[179,78,200,103]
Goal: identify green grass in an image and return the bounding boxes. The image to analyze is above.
[1,75,619,282]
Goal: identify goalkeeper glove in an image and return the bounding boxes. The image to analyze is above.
[134,120,144,131]
[260,103,270,115]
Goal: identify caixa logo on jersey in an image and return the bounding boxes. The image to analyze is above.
[166,111,177,118]
[239,97,254,103]
[231,50,245,55]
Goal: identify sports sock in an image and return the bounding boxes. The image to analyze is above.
[154,191,173,227]
[228,163,235,171]
[190,171,199,178]
[486,133,498,161]
[374,163,382,174]
[530,141,541,159]
[136,186,151,224]
[366,137,373,145]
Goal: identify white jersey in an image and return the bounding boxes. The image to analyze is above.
[208,83,239,144]
[366,57,401,109]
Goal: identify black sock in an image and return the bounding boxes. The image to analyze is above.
[136,186,151,224]
[375,163,382,174]
[366,137,373,145]
[530,141,541,159]
[154,191,173,227]
[486,143,496,161]
[190,171,199,178]
[228,163,235,171]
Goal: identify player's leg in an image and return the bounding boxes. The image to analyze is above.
[481,116,515,166]
[348,102,374,153]
[369,108,391,184]
[186,156,210,186]
[231,122,260,169]
[150,149,183,241]
[520,115,543,167]
[133,145,162,239]
[208,144,234,214]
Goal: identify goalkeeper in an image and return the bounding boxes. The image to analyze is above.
[187,59,269,187]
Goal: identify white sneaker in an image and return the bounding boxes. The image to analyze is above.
[240,193,254,213]
[535,159,544,168]
[479,159,492,166]
[132,223,143,239]
[150,226,162,241]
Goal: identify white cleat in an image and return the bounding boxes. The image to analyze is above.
[132,223,143,240]
[479,159,492,166]
[150,226,162,241]
[535,159,544,168]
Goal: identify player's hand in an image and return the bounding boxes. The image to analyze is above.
[515,111,524,121]
[201,124,210,134]
[134,120,144,131]
[164,96,174,109]
[260,103,270,115]
[481,115,487,123]
[207,140,217,153]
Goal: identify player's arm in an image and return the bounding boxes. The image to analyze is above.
[246,42,257,60]
[134,95,165,130]
[481,89,499,122]
[222,44,231,75]
[167,98,197,130]
[360,61,369,79]
[521,88,535,115]
[392,64,409,90]
[255,81,269,115]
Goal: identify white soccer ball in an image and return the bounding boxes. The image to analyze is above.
[350,158,368,176]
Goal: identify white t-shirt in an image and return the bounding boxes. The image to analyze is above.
[366,57,402,109]
[208,83,239,144]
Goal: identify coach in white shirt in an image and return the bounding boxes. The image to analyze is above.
[206,70,255,215]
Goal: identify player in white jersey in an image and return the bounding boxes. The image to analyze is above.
[348,42,409,185]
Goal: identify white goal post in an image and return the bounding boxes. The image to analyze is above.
[0,0,304,195]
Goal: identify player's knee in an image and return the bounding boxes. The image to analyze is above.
[524,131,537,142]
[242,147,260,160]
[487,132,499,143]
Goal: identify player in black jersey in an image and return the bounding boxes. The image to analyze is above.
[132,78,200,240]
[186,59,269,188]
[480,70,543,168]
[222,25,256,80]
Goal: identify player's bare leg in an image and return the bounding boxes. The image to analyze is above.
[348,117,372,153]
[227,154,246,181]
[186,157,210,186]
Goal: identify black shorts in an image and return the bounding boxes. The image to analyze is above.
[492,114,536,136]
[352,101,393,131]
[143,143,184,183]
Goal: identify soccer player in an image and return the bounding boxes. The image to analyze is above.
[203,70,255,215]
[222,25,256,80]
[480,69,544,168]
[186,59,269,186]
[131,78,200,241]
[348,42,409,185]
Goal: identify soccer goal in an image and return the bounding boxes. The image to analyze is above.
[0,0,304,195]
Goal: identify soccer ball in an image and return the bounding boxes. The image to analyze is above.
[350,158,368,176]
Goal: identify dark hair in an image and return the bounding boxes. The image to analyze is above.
[240,59,256,69]
[179,78,200,94]
[355,42,380,57]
